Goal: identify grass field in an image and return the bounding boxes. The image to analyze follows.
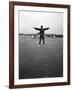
[19,37,63,79]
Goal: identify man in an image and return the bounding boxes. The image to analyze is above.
[33,25,50,45]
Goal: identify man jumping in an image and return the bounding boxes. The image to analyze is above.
[33,25,50,45]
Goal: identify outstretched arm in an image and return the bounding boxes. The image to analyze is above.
[33,27,41,31]
[43,27,50,31]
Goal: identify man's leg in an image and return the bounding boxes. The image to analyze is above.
[39,36,41,45]
[43,36,45,45]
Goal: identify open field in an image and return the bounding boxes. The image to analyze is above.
[19,37,63,79]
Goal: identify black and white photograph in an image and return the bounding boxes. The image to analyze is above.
[19,10,63,79]
[9,1,70,88]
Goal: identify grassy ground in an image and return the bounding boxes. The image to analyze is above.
[19,37,63,79]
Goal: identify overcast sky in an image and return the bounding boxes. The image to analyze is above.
[19,10,63,34]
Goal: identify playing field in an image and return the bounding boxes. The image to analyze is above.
[19,37,63,79]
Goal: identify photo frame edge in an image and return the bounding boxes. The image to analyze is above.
[9,1,14,89]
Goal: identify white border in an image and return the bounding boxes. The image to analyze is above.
[14,6,68,85]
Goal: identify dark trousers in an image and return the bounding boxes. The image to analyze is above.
[39,36,45,45]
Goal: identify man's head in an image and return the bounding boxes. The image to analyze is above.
[41,25,43,28]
